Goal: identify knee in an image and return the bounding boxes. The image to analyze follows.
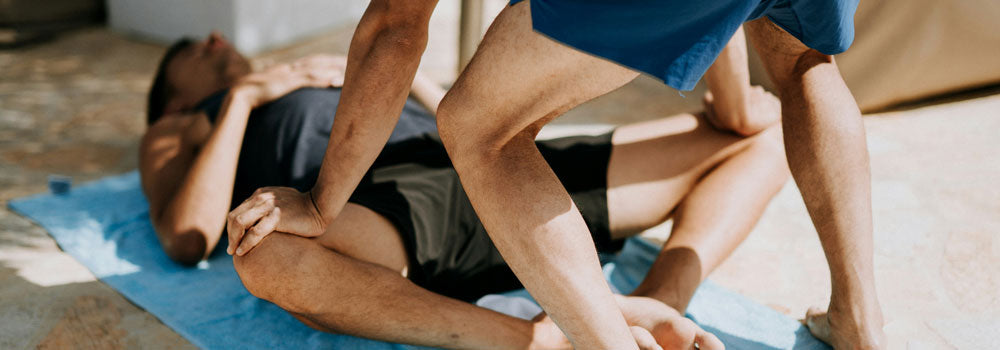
[437,94,539,167]
[771,49,836,92]
[437,95,496,163]
[747,125,791,180]
[747,18,837,89]
[233,233,304,308]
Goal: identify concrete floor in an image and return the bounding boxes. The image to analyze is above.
[1,23,998,349]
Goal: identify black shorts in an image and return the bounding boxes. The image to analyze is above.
[348,131,623,302]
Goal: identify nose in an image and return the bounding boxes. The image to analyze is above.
[205,31,228,51]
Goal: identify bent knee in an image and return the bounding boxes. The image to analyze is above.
[745,124,784,156]
[233,233,302,300]
[746,125,791,179]
[747,19,836,87]
[437,102,539,166]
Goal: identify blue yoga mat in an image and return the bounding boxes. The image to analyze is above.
[9,171,829,350]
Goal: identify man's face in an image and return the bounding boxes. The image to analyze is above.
[166,32,252,110]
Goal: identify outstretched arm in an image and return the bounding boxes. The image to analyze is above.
[703,26,780,136]
[311,0,439,224]
[225,1,441,254]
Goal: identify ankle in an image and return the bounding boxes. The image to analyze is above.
[827,297,884,332]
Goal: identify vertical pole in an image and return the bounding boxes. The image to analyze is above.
[458,0,483,73]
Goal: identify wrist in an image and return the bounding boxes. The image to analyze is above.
[229,85,261,108]
[305,189,331,234]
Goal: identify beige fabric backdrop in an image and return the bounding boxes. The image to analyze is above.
[749,0,1000,111]
[547,0,1000,123]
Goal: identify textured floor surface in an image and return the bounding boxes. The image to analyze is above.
[1,21,998,350]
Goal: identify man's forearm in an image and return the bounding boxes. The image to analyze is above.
[158,91,254,255]
[704,26,781,136]
[311,3,435,223]
[704,26,751,125]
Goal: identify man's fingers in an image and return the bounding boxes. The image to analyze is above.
[227,192,275,254]
[236,208,280,256]
[226,199,256,254]
[630,326,663,350]
[228,204,272,254]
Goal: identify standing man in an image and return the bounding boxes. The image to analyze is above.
[227,0,883,348]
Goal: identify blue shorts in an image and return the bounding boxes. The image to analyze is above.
[508,0,858,91]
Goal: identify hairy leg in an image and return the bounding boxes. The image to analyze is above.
[436,1,645,349]
[233,204,551,349]
[744,17,884,349]
[605,114,788,312]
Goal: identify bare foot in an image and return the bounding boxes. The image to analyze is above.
[804,304,886,350]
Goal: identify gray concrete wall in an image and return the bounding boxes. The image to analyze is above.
[107,0,367,54]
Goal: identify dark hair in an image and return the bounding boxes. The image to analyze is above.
[147,38,194,125]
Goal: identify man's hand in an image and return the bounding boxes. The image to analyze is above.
[805,304,886,350]
[615,296,724,350]
[529,296,723,350]
[529,313,663,350]
[235,54,347,108]
[226,187,326,256]
[702,85,780,136]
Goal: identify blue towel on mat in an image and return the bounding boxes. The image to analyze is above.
[9,171,829,350]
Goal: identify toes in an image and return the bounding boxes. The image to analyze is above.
[630,326,663,350]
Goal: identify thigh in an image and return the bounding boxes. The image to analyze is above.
[313,203,410,276]
[744,17,824,84]
[605,114,761,237]
[439,0,639,144]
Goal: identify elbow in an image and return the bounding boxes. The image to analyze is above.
[158,227,210,265]
[726,87,783,137]
[728,119,767,137]
[359,0,432,51]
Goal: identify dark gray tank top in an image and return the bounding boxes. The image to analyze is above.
[196,87,438,208]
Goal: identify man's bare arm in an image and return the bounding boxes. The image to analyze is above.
[703,26,780,136]
[310,0,439,225]
[141,102,249,264]
[141,59,343,263]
